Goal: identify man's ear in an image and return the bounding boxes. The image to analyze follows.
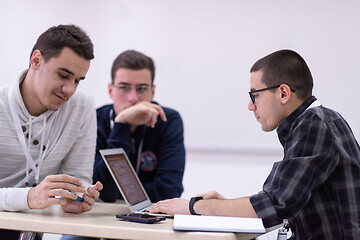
[30,50,42,69]
[108,82,114,99]
[279,84,292,104]
[151,84,156,100]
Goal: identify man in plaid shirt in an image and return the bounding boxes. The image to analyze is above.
[149,49,360,239]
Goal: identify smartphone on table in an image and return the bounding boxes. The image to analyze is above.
[116,213,166,224]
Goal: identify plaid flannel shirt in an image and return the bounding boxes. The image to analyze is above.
[250,96,360,240]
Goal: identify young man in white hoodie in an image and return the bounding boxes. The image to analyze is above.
[0,24,103,239]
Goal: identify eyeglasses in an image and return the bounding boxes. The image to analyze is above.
[249,85,296,104]
[112,84,152,95]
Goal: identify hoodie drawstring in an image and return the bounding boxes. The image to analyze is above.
[9,86,50,186]
[25,117,47,185]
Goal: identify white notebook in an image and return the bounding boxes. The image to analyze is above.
[173,214,266,233]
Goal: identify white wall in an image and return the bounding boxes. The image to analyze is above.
[1,1,360,240]
[1,0,360,150]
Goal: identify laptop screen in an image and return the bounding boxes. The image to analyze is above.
[101,150,147,206]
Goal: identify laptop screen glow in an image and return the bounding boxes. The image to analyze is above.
[100,148,153,213]
[104,152,147,205]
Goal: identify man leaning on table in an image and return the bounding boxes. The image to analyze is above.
[0,25,103,240]
[149,49,360,239]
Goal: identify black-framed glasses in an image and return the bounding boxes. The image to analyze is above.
[112,83,152,95]
[249,85,296,104]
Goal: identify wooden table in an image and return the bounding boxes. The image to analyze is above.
[0,202,263,240]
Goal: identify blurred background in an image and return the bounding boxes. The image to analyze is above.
[1,1,359,239]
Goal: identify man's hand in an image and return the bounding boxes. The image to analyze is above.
[27,174,103,213]
[147,198,190,216]
[115,101,167,128]
[27,174,83,209]
[147,191,227,216]
[61,181,103,213]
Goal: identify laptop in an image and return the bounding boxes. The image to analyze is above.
[100,148,172,217]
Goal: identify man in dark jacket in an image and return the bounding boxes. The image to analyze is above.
[95,50,185,202]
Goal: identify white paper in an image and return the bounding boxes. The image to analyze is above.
[173,214,265,233]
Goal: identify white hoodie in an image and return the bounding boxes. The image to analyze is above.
[0,71,97,211]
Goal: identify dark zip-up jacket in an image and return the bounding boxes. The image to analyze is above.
[93,103,185,202]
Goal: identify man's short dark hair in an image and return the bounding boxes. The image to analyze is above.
[30,24,94,64]
[111,50,155,84]
[250,49,313,100]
